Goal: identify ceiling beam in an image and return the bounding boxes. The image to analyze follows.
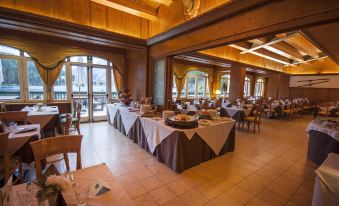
[240,32,298,54]
[284,55,328,66]
[90,0,158,21]
[230,44,290,65]
[153,0,173,6]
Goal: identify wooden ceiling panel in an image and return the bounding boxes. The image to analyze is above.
[302,22,339,65]
[283,33,322,58]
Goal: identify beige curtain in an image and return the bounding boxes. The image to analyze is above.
[174,74,187,100]
[0,34,125,98]
[34,60,64,101]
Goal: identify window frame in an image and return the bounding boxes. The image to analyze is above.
[173,71,210,99]
[243,76,251,98]
[220,74,231,97]
[254,78,265,97]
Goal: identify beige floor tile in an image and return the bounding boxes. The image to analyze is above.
[167,178,192,196]
[211,192,242,206]
[132,193,159,206]
[162,197,189,206]
[124,182,147,199]
[140,175,164,192]
[195,182,224,200]
[117,174,138,186]
[237,178,265,195]
[180,189,209,206]
[225,185,255,204]
[133,168,154,181]
[149,185,177,205]
[157,171,180,184]
[246,197,272,206]
[257,188,289,206]
[289,192,313,206]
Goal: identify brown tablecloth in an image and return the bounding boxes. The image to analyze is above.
[307,130,339,165]
[112,109,235,173]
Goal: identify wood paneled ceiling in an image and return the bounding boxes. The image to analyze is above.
[198,30,339,74]
[90,0,170,21]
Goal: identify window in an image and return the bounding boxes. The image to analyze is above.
[220,74,230,97]
[111,69,118,98]
[172,75,177,98]
[244,77,251,97]
[70,56,88,63]
[27,61,44,100]
[0,45,20,56]
[54,65,67,100]
[177,71,209,98]
[0,59,20,100]
[255,79,265,97]
[93,57,108,65]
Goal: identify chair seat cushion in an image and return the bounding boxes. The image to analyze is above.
[60,117,78,124]
[59,113,72,118]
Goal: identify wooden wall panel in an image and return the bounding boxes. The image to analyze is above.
[126,50,148,100]
[0,0,146,38]
[229,67,246,100]
[289,88,339,103]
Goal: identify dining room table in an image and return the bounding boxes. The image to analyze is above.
[3,163,133,206]
[107,104,236,173]
[21,106,61,136]
[306,120,339,164]
[225,106,251,121]
[7,124,41,164]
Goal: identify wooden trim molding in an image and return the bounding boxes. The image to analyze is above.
[0,7,147,51]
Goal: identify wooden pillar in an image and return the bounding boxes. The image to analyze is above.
[164,56,173,110]
[229,66,246,101]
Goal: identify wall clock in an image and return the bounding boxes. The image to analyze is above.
[183,0,200,20]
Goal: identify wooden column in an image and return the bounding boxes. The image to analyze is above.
[229,67,246,101]
[164,56,173,110]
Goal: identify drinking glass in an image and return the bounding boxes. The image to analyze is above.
[9,122,17,133]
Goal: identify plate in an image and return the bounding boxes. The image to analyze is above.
[199,119,211,126]
[168,115,198,122]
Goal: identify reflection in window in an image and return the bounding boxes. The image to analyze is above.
[54,65,67,100]
[220,74,230,97]
[187,76,196,97]
[255,79,265,97]
[197,77,205,97]
[0,45,20,56]
[179,71,209,98]
[72,66,88,94]
[27,61,44,100]
[0,59,20,100]
[244,77,251,97]
[172,75,177,98]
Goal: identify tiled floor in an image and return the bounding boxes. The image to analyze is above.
[76,116,317,206]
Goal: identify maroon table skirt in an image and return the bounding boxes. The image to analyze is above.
[112,110,235,173]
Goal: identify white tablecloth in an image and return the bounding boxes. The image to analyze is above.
[106,104,139,134]
[22,106,59,128]
[140,117,235,155]
[306,121,339,142]
[312,153,339,206]
[226,107,251,117]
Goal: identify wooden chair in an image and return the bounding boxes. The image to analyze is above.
[0,102,6,112]
[243,107,263,133]
[0,132,23,185]
[0,111,28,125]
[30,135,83,179]
[60,102,81,135]
[62,114,72,135]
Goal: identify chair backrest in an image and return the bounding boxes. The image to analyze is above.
[74,102,82,120]
[63,114,72,135]
[0,111,28,125]
[0,102,6,112]
[30,135,83,178]
[0,132,10,181]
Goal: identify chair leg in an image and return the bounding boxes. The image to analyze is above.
[75,123,81,135]
[64,153,70,173]
[258,122,260,133]
[253,123,256,133]
[247,122,250,133]
[19,161,23,183]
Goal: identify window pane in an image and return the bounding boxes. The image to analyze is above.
[54,65,67,100]
[0,59,20,100]
[172,76,177,97]
[70,56,88,63]
[93,57,108,65]
[0,45,20,56]
[72,66,88,94]
[181,79,186,97]
[111,69,118,98]
[197,77,205,97]
[27,61,44,100]
[244,77,251,97]
[187,76,195,97]
[92,68,106,94]
[24,52,31,57]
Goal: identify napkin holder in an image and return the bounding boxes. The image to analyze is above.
[89,179,111,196]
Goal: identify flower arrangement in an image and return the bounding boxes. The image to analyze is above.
[33,174,72,205]
[118,88,132,106]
